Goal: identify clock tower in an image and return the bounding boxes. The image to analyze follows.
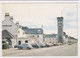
[57,17,63,43]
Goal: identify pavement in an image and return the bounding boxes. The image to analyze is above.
[2,43,78,56]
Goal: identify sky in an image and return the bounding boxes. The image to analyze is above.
[2,3,78,39]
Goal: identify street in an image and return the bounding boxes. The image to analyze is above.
[2,43,78,56]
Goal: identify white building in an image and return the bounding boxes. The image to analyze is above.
[44,34,58,44]
[2,13,28,48]
[17,26,28,45]
[2,13,44,48]
[2,13,19,38]
[23,28,43,44]
[2,30,16,48]
[2,13,19,48]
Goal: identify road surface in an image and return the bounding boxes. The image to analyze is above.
[2,43,78,56]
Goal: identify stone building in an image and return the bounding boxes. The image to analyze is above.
[2,30,16,48]
[2,13,27,48]
[2,13,19,48]
[57,17,64,43]
[23,28,43,44]
[2,13,44,48]
[17,26,28,45]
[44,34,58,44]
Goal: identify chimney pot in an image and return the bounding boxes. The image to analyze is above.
[16,21,19,26]
[10,16,13,21]
[5,12,9,16]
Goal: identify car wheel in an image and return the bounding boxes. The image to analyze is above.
[27,47,31,50]
[18,47,22,50]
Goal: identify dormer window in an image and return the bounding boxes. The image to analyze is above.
[37,30,41,33]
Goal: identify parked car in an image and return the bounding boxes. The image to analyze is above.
[52,43,55,46]
[31,43,40,48]
[45,43,50,47]
[48,43,54,46]
[39,43,45,48]
[14,45,19,48]
[56,43,62,46]
[54,43,57,46]
[68,41,72,45]
[18,43,33,50]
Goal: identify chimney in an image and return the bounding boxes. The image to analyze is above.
[10,16,13,21]
[16,21,19,26]
[5,12,10,20]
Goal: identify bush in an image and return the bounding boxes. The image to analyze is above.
[2,43,9,49]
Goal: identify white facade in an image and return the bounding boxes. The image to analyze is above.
[17,28,29,45]
[2,13,19,48]
[23,28,43,44]
[17,38,28,45]
[36,34,43,44]
[2,13,28,47]
[2,14,18,37]
[26,34,43,44]
[11,39,16,47]
[17,28,27,38]
[44,37,57,44]
[44,34,57,44]
[2,13,44,48]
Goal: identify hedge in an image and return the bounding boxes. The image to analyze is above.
[2,43,9,49]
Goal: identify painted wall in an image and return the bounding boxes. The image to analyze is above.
[2,20,18,37]
[17,28,27,38]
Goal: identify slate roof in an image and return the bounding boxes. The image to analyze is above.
[23,28,43,34]
[2,30,15,39]
[44,34,57,38]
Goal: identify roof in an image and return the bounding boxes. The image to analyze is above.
[44,34,57,38]
[2,19,19,28]
[2,30,15,39]
[23,28,43,34]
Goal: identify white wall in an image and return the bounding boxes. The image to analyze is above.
[17,38,28,45]
[26,34,43,44]
[37,34,43,43]
[17,28,27,38]
[11,38,16,48]
[44,37,57,44]
[2,20,18,37]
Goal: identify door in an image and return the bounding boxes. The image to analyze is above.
[25,40,28,43]
[18,41,21,45]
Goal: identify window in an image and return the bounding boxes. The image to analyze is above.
[25,40,28,43]
[50,41,51,43]
[18,30,20,34]
[18,41,21,45]
[37,30,41,33]
[37,35,39,38]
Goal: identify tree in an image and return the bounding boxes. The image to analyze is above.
[22,26,28,30]
[65,35,68,38]
[63,32,66,36]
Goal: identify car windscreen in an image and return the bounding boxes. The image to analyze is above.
[31,44,37,46]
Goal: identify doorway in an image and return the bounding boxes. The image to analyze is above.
[18,41,21,45]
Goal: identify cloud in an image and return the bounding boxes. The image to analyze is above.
[63,10,77,20]
[67,21,77,27]
[2,3,77,38]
